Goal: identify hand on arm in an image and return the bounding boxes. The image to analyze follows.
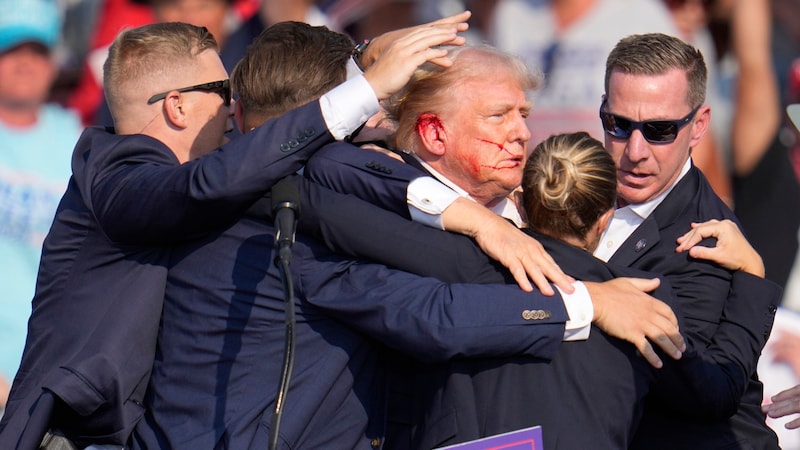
[762,384,800,429]
[441,197,574,295]
[585,277,685,369]
[362,12,470,100]
[360,11,472,69]
[675,219,765,277]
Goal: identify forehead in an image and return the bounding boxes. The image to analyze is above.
[606,68,690,119]
[452,70,529,110]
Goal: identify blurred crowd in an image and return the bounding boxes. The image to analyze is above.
[2,0,800,444]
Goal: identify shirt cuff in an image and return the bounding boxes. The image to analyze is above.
[319,74,379,141]
[407,177,460,230]
[558,281,593,341]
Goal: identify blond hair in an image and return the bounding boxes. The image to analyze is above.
[384,45,541,153]
[522,132,617,241]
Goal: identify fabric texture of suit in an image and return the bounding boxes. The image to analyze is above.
[130,212,570,449]
[0,101,333,450]
[303,144,781,449]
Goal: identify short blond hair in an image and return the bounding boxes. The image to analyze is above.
[103,22,218,121]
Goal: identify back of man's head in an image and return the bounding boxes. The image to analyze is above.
[604,33,707,109]
[103,22,219,128]
[231,21,353,131]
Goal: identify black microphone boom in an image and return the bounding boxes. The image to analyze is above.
[271,178,301,262]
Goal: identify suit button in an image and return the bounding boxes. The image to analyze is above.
[370,437,381,448]
[288,138,299,148]
[280,143,290,152]
[769,304,778,314]
[297,133,308,142]
[304,128,315,137]
[523,310,547,320]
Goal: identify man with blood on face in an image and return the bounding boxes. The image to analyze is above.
[393,45,534,210]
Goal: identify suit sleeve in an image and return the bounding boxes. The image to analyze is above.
[304,142,425,218]
[84,101,332,244]
[295,236,568,363]
[648,271,780,419]
[286,174,516,285]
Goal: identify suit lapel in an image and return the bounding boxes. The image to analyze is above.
[608,166,700,267]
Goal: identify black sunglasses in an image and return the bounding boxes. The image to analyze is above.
[147,79,231,106]
[599,99,700,144]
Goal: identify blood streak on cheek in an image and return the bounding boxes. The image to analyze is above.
[476,138,514,156]
[476,138,518,170]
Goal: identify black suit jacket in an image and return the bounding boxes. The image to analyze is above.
[0,101,333,449]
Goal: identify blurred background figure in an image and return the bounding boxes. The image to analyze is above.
[0,0,83,413]
[703,0,799,292]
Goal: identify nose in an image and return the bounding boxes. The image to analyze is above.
[624,129,651,162]
[512,112,532,143]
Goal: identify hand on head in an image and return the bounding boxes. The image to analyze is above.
[362,11,471,100]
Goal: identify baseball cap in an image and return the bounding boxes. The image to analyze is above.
[0,0,61,53]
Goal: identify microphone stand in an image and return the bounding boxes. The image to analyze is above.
[268,179,299,450]
[269,250,295,450]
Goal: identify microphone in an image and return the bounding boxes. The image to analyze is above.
[271,178,301,262]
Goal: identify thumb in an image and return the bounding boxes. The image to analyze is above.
[626,277,661,293]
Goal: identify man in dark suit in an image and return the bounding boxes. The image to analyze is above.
[0,18,469,449]
[302,39,780,448]
[595,33,779,449]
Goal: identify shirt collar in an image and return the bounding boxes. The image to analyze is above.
[624,158,692,220]
[413,154,524,227]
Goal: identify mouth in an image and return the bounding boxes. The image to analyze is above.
[618,168,651,186]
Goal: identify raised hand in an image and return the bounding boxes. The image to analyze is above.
[362,12,471,100]
[360,11,472,69]
[586,277,685,369]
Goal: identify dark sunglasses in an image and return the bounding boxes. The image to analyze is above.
[599,99,700,144]
[147,79,231,106]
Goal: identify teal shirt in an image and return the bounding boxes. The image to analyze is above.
[0,104,82,382]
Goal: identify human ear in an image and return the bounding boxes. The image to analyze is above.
[163,92,189,129]
[688,105,711,148]
[416,113,447,156]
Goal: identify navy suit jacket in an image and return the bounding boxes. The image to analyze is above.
[0,101,333,449]
[303,144,781,449]
[130,213,570,449]
[621,166,780,450]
